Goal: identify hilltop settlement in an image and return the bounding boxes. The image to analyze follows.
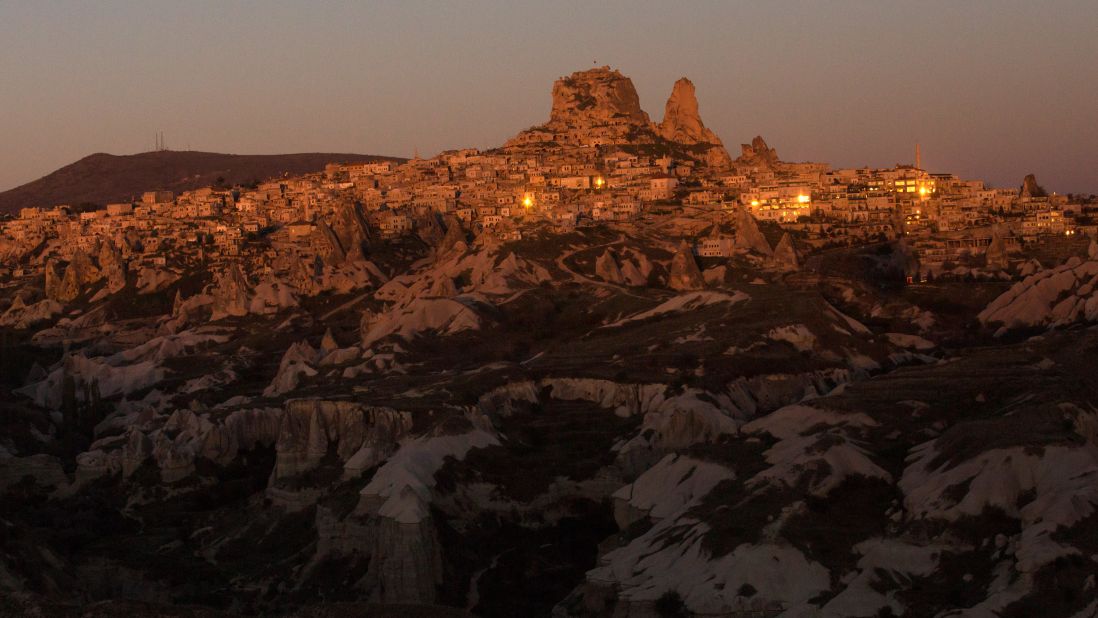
[2,67,1098,617]
[2,67,1093,297]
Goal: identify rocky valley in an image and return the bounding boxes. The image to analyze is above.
[1,66,1097,618]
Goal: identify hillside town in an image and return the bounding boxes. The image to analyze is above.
[5,66,1098,618]
[1,67,1093,297]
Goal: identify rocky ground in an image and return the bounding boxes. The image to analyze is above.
[2,217,1098,617]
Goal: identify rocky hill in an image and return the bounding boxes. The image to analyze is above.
[506,66,732,167]
[548,66,651,129]
[0,150,403,214]
[1,66,1096,617]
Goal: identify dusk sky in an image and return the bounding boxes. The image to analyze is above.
[1,0,1095,194]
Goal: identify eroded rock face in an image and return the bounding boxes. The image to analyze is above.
[329,201,373,260]
[548,66,651,129]
[1020,173,1046,198]
[98,239,127,293]
[45,250,103,302]
[668,241,705,291]
[658,78,731,167]
[271,399,413,482]
[317,221,347,263]
[43,260,63,301]
[985,232,1009,270]
[595,249,625,285]
[72,407,285,490]
[979,258,1098,329]
[772,233,799,271]
[437,217,467,255]
[735,207,773,256]
[737,135,780,169]
[264,340,319,397]
[209,264,250,320]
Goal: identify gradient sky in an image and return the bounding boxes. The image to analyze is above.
[1,0,1096,193]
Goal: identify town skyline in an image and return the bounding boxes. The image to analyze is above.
[1,0,1096,195]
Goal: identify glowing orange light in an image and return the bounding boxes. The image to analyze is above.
[797,194,811,204]
[522,196,533,209]
[594,177,605,189]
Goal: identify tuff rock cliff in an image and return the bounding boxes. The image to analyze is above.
[547,66,651,129]
[658,77,732,167]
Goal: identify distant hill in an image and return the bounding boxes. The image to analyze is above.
[0,150,406,214]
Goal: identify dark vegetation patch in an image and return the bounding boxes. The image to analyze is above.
[451,399,639,502]
[780,476,897,591]
[437,499,617,618]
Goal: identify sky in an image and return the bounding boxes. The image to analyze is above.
[1,0,1096,194]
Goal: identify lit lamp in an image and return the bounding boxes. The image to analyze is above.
[797,194,811,204]
[522,195,533,209]
[594,177,605,189]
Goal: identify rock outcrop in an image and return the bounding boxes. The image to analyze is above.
[271,399,413,482]
[595,249,625,285]
[264,340,320,397]
[668,242,705,291]
[737,135,780,169]
[45,250,103,302]
[1019,173,1046,198]
[771,233,799,270]
[979,257,1098,329]
[658,78,731,167]
[355,429,498,603]
[329,201,373,260]
[361,296,482,348]
[735,207,773,256]
[547,66,650,130]
[97,239,127,293]
[437,217,467,255]
[985,232,1009,270]
[209,264,250,320]
[0,297,62,329]
[72,407,285,490]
